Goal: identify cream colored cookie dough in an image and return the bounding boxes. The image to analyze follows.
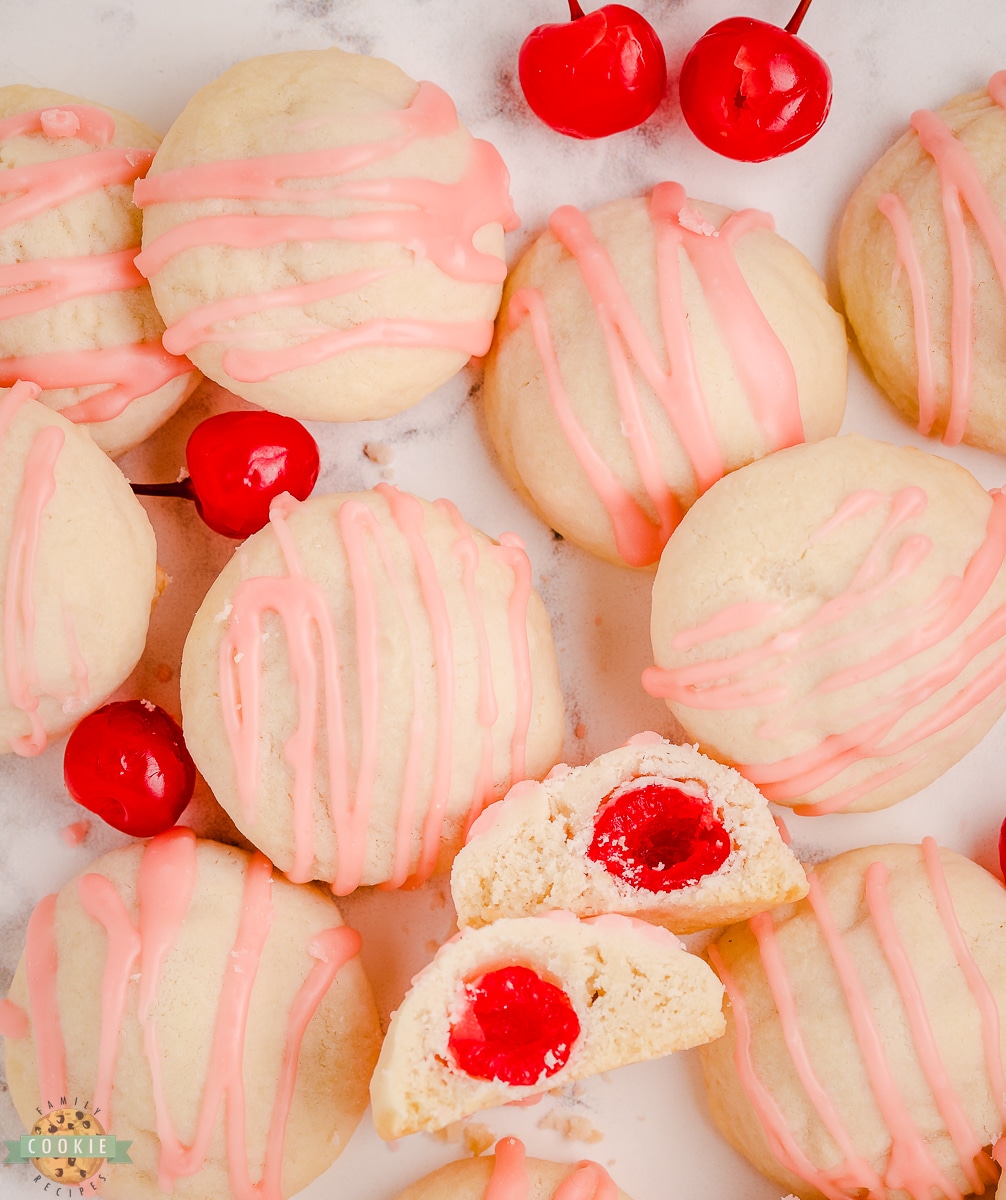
[839,75,1006,454]
[137,48,512,421]
[647,434,1006,814]
[371,912,725,1139]
[0,382,157,754]
[451,735,807,933]
[484,186,847,568]
[701,842,1006,1200]
[393,1141,634,1200]
[0,86,197,457]
[180,487,564,892]
[3,832,382,1200]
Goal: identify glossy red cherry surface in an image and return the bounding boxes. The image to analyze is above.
[132,410,320,539]
[447,964,580,1085]
[63,700,196,838]
[587,781,731,892]
[519,1,667,139]
[678,0,832,162]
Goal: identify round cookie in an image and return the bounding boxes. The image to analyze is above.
[0,379,157,755]
[0,86,197,457]
[370,911,724,1139]
[700,841,1006,1200]
[135,48,515,422]
[393,1136,633,1200]
[838,72,1006,453]
[484,183,847,568]
[2,829,382,1200]
[180,485,564,893]
[645,434,1006,815]
[451,734,807,934]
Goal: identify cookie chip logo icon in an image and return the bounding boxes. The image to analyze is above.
[29,1109,105,1183]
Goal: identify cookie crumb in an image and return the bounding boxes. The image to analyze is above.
[364,441,394,465]
[463,1123,494,1155]
[537,1109,604,1144]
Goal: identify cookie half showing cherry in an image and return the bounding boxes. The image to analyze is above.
[131,410,320,538]
[64,700,196,838]
[519,1,667,138]
[370,910,724,1138]
[678,0,832,161]
[452,736,807,933]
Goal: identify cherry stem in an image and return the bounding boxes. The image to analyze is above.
[785,0,814,34]
[567,0,585,19]
[131,479,197,502]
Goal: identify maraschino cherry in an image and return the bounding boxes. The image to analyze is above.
[519,1,667,139]
[448,965,580,1085]
[678,0,832,162]
[64,700,196,838]
[132,410,320,539]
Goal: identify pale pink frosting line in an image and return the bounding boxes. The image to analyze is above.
[0,146,153,230]
[497,532,533,784]
[377,485,456,885]
[508,286,669,568]
[706,941,852,1200]
[0,249,144,320]
[805,873,962,1199]
[864,860,989,1192]
[0,997,30,1039]
[437,497,498,839]
[921,837,1006,1130]
[748,911,884,1195]
[76,872,141,1128]
[24,893,67,1106]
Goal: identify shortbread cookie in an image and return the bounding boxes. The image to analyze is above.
[2,829,382,1200]
[0,86,197,456]
[484,183,847,567]
[839,72,1006,453]
[370,911,724,1139]
[0,380,157,755]
[135,48,514,421]
[180,485,564,893]
[701,841,1006,1200]
[394,1136,632,1200]
[645,434,1006,815]
[452,734,807,933]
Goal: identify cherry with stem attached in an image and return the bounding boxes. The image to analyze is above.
[678,0,833,162]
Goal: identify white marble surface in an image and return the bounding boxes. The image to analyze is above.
[2,1,1006,1198]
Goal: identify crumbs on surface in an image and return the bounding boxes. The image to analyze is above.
[537,1109,604,1143]
[364,441,395,465]
[429,1120,495,1155]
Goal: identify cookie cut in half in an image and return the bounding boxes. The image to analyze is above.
[393,1135,632,1199]
[452,735,807,933]
[370,910,725,1139]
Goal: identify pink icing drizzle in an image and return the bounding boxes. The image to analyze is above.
[878,72,1006,446]
[59,819,90,846]
[219,489,537,893]
[486,1136,619,1200]
[0,997,30,1039]
[18,828,361,1199]
[134,81,516,381]
[509,181,803,567]
[644,485,1006,814]
[0,380,88,755]
[0,106,191,423]
[715,844,1005,1198]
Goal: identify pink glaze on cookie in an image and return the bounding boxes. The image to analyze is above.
[0,379,89,756]
[18,828,362,1199]
[710,840,1005,1199]
[0,997,29,1039]
[133,82,517,383]
[219,488,537,894]
[0,106,191,423]
[487,1136,619,1200]
[644,485,1006,814]
[878,71,1006,446]
[507,182,803,568]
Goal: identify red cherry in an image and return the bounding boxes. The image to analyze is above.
[132,410,320,539]
[678,0,832,162]
[587,782,731,892]
[519,1,667,139]
[447,964,580,1086]
[63,700,196,838]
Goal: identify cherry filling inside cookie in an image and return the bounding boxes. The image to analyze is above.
[447,965,580,1086]
[587,781,731,891]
